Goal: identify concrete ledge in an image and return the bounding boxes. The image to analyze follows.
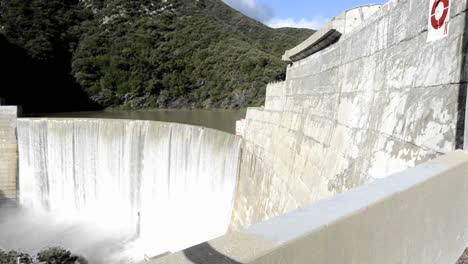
[151,151,468,264]
[282,25,342,62]
[282,4,382,62]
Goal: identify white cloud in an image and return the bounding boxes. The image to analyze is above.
[222,0,273,23]
[266,17,329,29]
[222,0,328,30]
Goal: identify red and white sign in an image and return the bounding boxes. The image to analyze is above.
[427,0,451,42]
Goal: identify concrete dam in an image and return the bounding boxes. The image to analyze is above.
[1,0,468,263]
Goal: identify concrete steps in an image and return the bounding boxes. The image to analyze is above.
[0,106,17,201]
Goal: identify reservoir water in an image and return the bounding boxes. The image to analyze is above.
[32,109,246,134]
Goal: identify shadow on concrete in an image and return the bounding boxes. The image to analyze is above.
[0,190,16,209]
[456,5,468,149]
[183,242,244,264]
[0,190,7,203]
[456,82,466,149]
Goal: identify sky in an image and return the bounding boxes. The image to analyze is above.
[222,0,388,29]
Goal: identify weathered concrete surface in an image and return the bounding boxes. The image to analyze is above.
[231,0,468,230]
[0,106,17,201]
[283,4,382,61]
[150,151,468,264]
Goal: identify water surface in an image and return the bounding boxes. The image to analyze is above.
[32,109,246,134]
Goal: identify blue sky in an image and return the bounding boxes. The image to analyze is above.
[222,0,388,29]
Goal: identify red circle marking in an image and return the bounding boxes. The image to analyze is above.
[431,0,449,30]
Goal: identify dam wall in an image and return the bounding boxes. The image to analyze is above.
[16,118,241,257]
[230,0,468,229]
[0,106,17,202]
[153,151,468,264]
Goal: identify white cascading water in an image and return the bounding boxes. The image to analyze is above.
[15,118,241,262]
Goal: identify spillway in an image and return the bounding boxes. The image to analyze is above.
[15,118,241,261]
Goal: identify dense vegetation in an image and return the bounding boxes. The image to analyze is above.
[0,0,314,113]
[0,247,84,264]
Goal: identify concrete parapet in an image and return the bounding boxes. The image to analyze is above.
[0,106,18,202]
[150,151,468,264]
[282,23,342,62]
[282,4,382,61]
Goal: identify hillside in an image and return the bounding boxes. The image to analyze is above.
[0,0,315,113]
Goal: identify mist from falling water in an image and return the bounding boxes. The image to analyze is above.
[3,118,241,263]
[0,203,132,263]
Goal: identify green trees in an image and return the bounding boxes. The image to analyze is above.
[0,0,99,113]
[37,247,79,264]
[0,247,82,264]
[0,0,314,112]
[0,250,33,264]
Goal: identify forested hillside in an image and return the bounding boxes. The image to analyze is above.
[0,0,314,113]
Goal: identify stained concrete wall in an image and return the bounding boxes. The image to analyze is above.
[150,151,468,264]
[0,106,18,202]
[230,0,468,230]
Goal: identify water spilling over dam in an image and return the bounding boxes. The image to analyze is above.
[13,118,241,261]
